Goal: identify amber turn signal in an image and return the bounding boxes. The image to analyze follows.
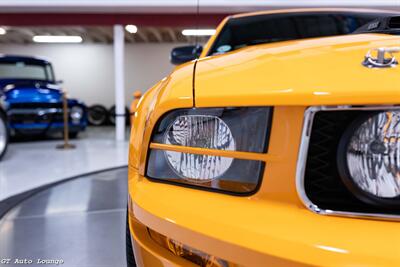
[147,228,238,267]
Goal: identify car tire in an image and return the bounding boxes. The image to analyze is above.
[109,105,130,125]
[126,211,137,267]
[108,106,116,125]
[0,111,9,160]
[87,105,108,126]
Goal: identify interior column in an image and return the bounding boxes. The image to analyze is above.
[113,24,125,141]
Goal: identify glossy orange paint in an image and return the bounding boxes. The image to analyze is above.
[128,60,194,172]
[195,34,400,107]
[128,9,400,267]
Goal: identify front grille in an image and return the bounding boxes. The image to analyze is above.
[9,102,62,109]
[9,113,64,124]
[304,110,400,215]
[8,106,64,124]
[8,102,66,124]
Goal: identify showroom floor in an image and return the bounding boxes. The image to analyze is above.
[0,167,128,267]
[0,127,129,201]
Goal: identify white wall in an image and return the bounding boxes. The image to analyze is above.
[0,43,182,108]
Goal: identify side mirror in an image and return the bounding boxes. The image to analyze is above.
[170,45,203,65]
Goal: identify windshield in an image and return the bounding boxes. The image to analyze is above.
[208,12,394,55]
[0,61,55,81]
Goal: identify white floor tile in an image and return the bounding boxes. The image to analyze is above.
[0,127,129,201]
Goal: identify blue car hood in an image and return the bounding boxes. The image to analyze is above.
[1,80,62,104]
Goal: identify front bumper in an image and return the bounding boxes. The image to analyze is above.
[128,106,400,267]
[7,107,86,135]
[128,212,198,267]
[128,167,400,267]
[10,122,86,134]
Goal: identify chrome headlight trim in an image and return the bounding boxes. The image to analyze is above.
[296,105,400,221]
[70,105,84,124]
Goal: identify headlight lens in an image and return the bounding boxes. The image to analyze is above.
[70,106,83,123]
[339,111,400,205]
[164,115,235,181]
[147,107,272,194]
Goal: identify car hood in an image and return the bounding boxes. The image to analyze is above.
[194,33,400,107]
[1,80,62,103]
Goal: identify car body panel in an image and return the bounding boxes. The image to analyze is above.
[196,34,400,107]
[128,9,400,267]
[129,61,195,173]
[5,83,62,104]
[128,211,198,267]
[130,103,400,266]
[129,105,400,266]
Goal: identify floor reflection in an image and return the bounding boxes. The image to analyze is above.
[0,167,128,267]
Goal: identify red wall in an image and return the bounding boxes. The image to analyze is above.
[0,13,230,26]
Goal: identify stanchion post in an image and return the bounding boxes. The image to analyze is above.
[56,91,75,149]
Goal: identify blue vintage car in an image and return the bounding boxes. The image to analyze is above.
[0,55,87,138]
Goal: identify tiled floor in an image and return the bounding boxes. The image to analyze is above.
[0,127,129,201]
[0,168,128,267]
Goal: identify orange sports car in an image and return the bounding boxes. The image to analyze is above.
[127,8,400,266]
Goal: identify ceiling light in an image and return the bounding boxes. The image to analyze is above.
[181,29,216,36]
[125,25,138,34]
[32,35,83,43]
[0,27,6,35]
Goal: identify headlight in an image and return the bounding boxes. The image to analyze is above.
[70,106,83,124]
[338,111,400,206]
[164,115,235,181]
[147,107,272,194]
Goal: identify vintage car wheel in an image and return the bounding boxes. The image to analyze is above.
[108,105,130,125]
[87,105,108,126]
[126,212,137,267]
[0,111,8,160]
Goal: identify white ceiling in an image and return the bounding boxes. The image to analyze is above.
[0,26,208,44]
[0,0,399,13]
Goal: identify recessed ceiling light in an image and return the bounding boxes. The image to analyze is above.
[181,29,216,36]
[125,25,138,34]
[0,27,6,35]
[32,35,83,43]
